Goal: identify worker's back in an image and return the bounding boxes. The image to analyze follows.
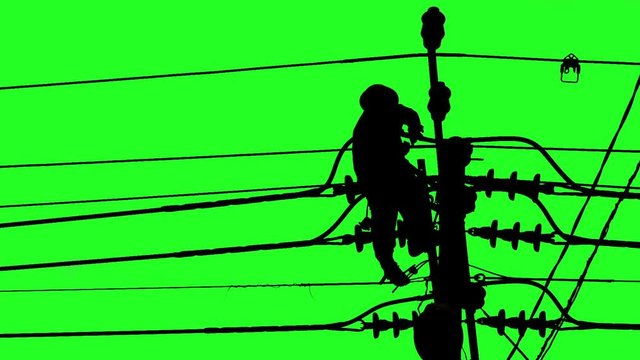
[352,84,410,196]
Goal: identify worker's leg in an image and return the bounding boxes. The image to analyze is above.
[369,197,410,286]
[398,175,436,257]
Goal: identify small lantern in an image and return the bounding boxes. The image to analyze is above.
[560,53,580,83]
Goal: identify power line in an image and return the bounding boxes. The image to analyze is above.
[5,134,637,211]
[470,144,640,154]
[475,271,640,354]
[438,52,640,67]
[2,176,639,211]
[0,54,423,92]
[0,196,363,273]
[0,189,329,230]
[0,143,637,171]
[463,136,640,201]
[0,138,351,230]
[538,181,640,198]
[0,294,430,338]
[0,237,342,272]
[0,52,637,92]
[559,321,640,331]
[536,76,640,360]
[0,148,346,169]
[7,274,640,295]
[507,73,640,360]
[0,279,427,294]
[481,276,640,284]
[0,184,327,209]
[10,132,629,227]
[524,195,640,249]
[539,161,640,360]
[3,175,640,211]
[467,136,606,196]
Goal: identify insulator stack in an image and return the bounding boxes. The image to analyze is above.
[427,82,451,123]
[353,222,372,253]
[468,220,554,252]
[344,175,358,204]
[478,309,551,337]
[363,312,417,339]
[332,175,360,204]
[343,218,412,252]
[340,218,372,252]
[474,169,555,200]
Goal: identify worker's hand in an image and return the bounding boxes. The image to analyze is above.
[408,124,424,145]
[399,105,420,122]
[398,105,423,144]
[401,141,411,155]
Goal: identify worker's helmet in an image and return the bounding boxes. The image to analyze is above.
[359,84,399,111]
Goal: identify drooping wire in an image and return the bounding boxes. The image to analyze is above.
[480,279,570,321]
[537,161,640,360]
[3,176,640,210]
[0,52,638,92]
[0,294,431,338]
[477,281,640,331]
[566,76,640,233]
[419,134,639,199]
[528,196,640,249]
[506,74,640,360]
[474,268,640,332]
[0,278,429,294]
[0,138,352,230]
[8,273,640,295]
[467,136,599,195]
[535,77,640,360]
[5,149,640,211]
[0,195,364,273]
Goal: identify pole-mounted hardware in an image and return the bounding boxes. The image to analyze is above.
[470,169,555,200]
[478,309,554,337]
[561,53,580,83]
[332,175,360,204]
[341,217,413,253]
[428,82,452,123]
[413,303,463,360]
[421,7,445,51]
[421,6,480,360]
[364,312,417,339]
[469,221,554,252]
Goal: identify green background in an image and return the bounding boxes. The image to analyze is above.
[0,1,638,358]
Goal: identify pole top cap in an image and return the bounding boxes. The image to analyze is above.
[421,7,446,50]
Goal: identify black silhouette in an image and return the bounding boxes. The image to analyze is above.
[352,84,434,286]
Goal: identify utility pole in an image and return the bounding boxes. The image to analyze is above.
[415,6,483,360]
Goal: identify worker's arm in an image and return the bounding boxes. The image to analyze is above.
[398,105,424,144]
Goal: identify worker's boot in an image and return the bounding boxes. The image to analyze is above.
[381,262,411,287]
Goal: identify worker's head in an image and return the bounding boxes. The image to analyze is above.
[359,84,399,112]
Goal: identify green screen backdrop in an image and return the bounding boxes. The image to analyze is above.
[0,1,638,359]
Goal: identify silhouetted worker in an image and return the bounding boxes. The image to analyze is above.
[352,84,433,286]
